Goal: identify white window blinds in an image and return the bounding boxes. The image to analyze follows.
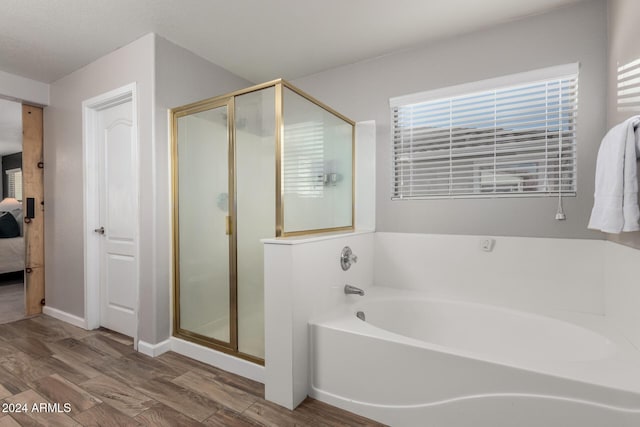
[283,121,325,198]
[390,64,579,199]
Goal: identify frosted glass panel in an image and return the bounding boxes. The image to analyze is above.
[235,87,275,359]
[173,81,355,362]
[176,106,230,344]
[282,88,353,233]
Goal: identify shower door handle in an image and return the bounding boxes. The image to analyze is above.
[225,216,232,235]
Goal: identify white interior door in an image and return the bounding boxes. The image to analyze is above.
[96,100,138,337]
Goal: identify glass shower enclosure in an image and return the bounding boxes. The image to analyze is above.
[171,80,354,363]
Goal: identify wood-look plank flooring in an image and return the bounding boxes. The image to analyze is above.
[0,316,385,426]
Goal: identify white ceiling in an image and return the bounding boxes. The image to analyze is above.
[0,99,22,157]
[0,0,585,84]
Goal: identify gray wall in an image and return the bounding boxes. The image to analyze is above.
[44,33,251,344]
[606,0,640,250]
[153,36,251,343]
[293,0,607,239]
[44,33,155,323]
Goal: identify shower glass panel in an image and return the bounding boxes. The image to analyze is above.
[172,79,354,364]
[175,102,232,346]
[235,87,275,359]
[282,87,353,234]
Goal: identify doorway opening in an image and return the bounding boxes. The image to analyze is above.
[0,99,44,323]
[0,98,24,323]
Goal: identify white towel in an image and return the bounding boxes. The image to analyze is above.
[588,116,640,233]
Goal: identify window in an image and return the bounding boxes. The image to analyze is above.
[617,57,640,113]
[283,121,325,198]
[6,168,22,201]
[390,64,578,199]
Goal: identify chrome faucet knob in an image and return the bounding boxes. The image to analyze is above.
[341,246,358,271]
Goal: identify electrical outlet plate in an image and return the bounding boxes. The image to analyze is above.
[480,238,495,252]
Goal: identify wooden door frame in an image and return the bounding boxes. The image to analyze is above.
[22,104,45,315]
[82,83,139,348]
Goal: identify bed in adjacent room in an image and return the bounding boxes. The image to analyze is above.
[0,236,24,274]
[0,198,24,274]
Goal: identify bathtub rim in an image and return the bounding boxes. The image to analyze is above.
[310,286,640,397]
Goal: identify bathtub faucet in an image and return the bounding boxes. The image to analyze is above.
[344,284,365,296]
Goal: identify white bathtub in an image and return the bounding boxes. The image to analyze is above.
[309,287,640,427]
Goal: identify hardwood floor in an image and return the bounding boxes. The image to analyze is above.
[0,316,384,426]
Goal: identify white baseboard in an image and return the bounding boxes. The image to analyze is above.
[138,338,172,357]
[42,306,86,329]
[170,337,265,384]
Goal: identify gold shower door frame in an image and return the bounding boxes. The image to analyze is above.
[171,80,355,365]
[171,96,246,361]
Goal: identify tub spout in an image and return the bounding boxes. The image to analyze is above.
[344,284,365,296]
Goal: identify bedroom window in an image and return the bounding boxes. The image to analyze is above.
[390,63,578,199]
[5,168,22,201]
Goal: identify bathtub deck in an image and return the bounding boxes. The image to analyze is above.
[0,315,385,426]
[310,287,640,426]
[333,286,640,398]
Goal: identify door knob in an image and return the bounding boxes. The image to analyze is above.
[94,226,105,235]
